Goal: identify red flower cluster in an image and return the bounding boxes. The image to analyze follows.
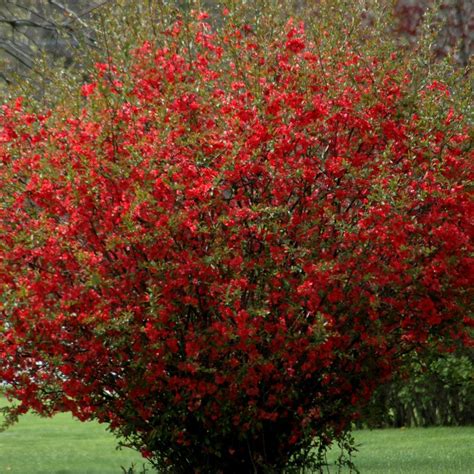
[0,15,472,473]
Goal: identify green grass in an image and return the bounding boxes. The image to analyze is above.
[0,400,151,474]
[327,426,474,473]
[1,399,473,473]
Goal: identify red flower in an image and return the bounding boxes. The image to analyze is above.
[80,82,96,97]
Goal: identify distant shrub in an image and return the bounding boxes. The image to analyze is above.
[361,350,474,428]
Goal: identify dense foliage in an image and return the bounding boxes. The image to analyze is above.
[1,7,472,473]
[362,350,473,428]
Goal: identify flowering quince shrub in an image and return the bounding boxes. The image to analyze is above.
[0,12,473,473]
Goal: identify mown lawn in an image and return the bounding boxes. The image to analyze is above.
[326,426,474,473]
[0,405,151,474]
[1,400,473,473]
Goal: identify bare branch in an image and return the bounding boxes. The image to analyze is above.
[0,39,34,69]
[48,0,89,28]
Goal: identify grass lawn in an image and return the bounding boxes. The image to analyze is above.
[327,426,474,473]
[1,399,473,473]
[0,398,151,474]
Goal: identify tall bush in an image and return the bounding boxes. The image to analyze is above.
[1,3,472,472]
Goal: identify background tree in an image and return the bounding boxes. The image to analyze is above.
[0,1,105,88]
